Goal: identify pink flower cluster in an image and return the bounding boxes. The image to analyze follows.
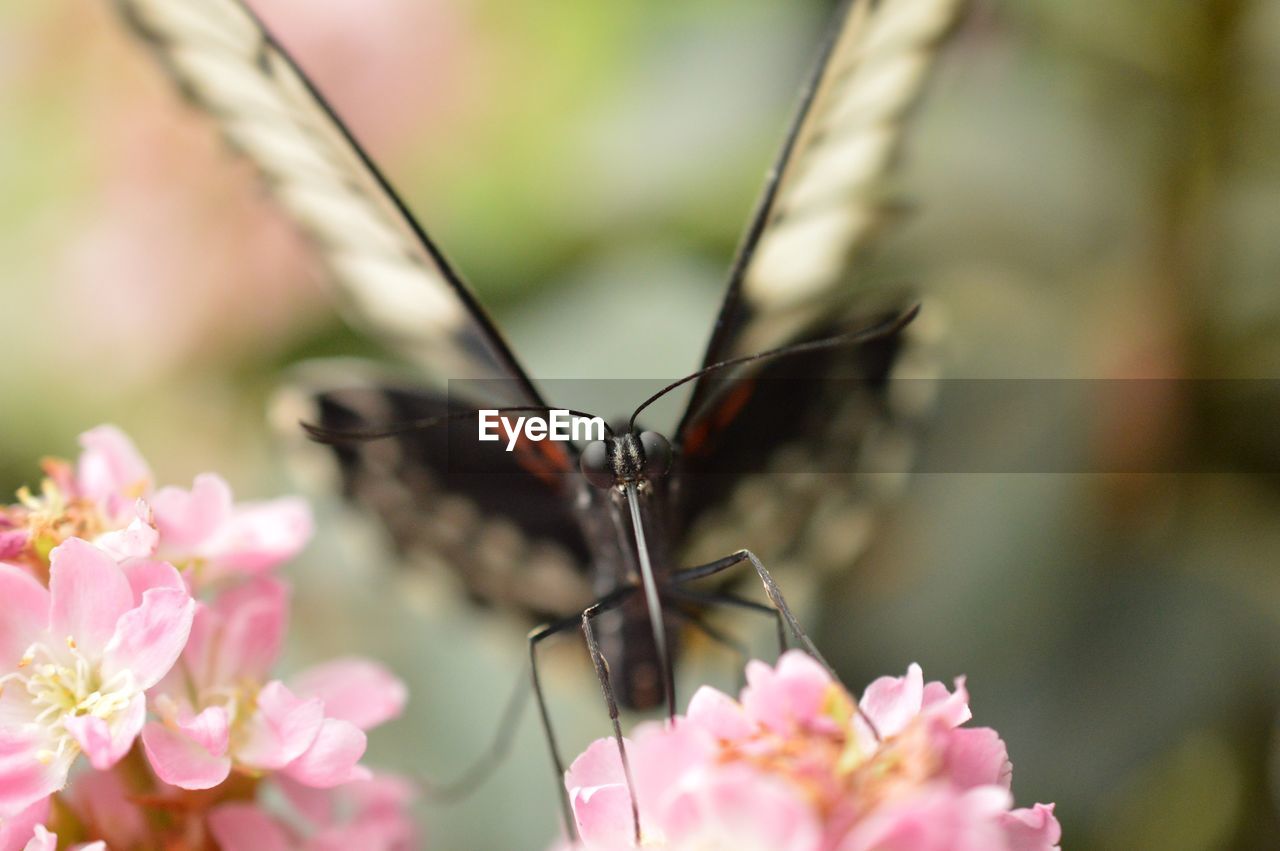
[562,652,1061,850]
[0,426,414,850]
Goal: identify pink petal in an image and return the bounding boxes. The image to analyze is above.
[0,564,49,669]
[923,676,972,727]
[740,651,834,734]
[175,602,215,692]
[120,559,187,602]
[48,538,134,657]
[686,685,753,741]
[200,497,313,574]
[64,769,148,849]
[275,774,336,827]
[661,764,822,850]
[344,771,418,818]
[76,426,152,511]
[179,705,231,756]
[141,719,232,790]
[207,804,294,851]
[150,474,233,553]
[0,798,49,851]
[273,772,416,844]
[64,692,144,770]
[570,782,635,848]
[289,658,407,730]
[0,685,37,730]
[208,578,290,684]
[20,825,55,851]
[93,500,158,561]
[102,587,195,690]
[282,718,370,788]
[859,663,925,739]
[565,736,626,790]
[837,786,1013,851]
[1001,803,1061,851]
[565,738,633,847]
[62,715,112,770]
[236,681,324,770]
[0,729,66,819]
[631,723,717,816]
[946,727,1011,790]
[0,530,29,560]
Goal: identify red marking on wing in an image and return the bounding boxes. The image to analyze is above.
[512,435,573,488]
[683,380,757,458]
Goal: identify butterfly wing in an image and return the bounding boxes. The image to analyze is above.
[114,0,542,405]
[114,0,596,616]
[673,0,962,568]
[678,0,962,439]
[272,361,593,619]
[674,310,942,575]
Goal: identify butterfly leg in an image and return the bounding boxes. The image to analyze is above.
[580,603,644,846]
[529,587,633,842]
[673,549,833,675]
[673,550,882,740]
[669,585,787,656]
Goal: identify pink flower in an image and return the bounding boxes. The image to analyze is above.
[75,425,153,526]
[0,425,408,849]
[148,471,313,585]
[207,773,419,851]
[0,539,194,818]
[83,425,313,584]
[561,652,1061,850]
[141,578,405,790]
[1,425,312,587]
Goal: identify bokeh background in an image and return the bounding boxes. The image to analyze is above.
[3,0,1280,847]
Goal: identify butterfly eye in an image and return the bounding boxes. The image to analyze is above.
[639,431,672,479]
[580,440,615,489]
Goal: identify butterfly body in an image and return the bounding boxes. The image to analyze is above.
[578,469,678,711]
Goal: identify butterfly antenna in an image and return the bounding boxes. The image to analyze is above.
[624,482,677,722]
[303,405,612,445]
[628,304,920,432]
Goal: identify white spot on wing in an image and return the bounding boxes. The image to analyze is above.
[742,0,961,313]
[746,205,875,301]
[116,0,532,387]
[330,252,465,335]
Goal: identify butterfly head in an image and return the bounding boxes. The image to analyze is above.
[580,430,672,490]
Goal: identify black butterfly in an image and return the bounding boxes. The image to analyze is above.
[115,0,959,839]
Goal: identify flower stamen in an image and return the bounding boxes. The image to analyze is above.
[0,635,139,765]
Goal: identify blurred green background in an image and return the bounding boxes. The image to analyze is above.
[3,0,1280,847]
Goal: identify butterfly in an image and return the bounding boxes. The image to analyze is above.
[114,0,960,838]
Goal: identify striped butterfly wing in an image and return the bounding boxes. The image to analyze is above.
[114,0,542,405]
[674,0,961,569]
[114,0,597,617]
[683,0,962,388]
